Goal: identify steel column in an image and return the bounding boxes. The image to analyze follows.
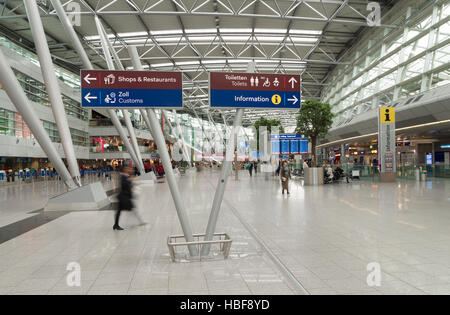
[128,46,198,257]
[0,49,77,190]
[161,110,174,135]
[51,0,142,172]
[24,0,81,186]
[202,62,255,256]
[172,110,192,166]
[123,109,145,172]
[159,109,193,166]
[94,15,143,173]
[208,112,225,147]
[49,0,91,73]
[201,109,244,256]
[97,18,145,173]
[192,109,216,164]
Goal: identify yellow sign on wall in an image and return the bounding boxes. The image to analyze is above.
[380,107,395,124]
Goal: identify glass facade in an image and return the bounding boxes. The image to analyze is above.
[0,108,88,147]
[322,1,450,128]
[13,70,88,121]
[0,35,81,90]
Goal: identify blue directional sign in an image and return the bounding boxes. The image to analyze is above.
[210,72,301,109]
[81,70,183,108]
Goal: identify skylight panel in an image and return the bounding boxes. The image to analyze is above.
[117,31,149,37]
[254,28,287,34]
[185,28,217,34]
[220,28,253,33]
[289,29,322,35]
[150,30,183,36]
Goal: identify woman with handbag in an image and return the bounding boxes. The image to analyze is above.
[280,161,291,195]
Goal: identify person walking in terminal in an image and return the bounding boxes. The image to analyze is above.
[113,166,135,231]
[247,161,254,177]
[281,161,291,195]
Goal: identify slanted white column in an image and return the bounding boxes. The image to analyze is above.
[201,62,254,256]
[0,50,77,190]
[24,0,81,186]
[128,46,198,257]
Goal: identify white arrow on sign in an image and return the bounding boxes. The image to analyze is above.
[288,95,299,105]
[84,73,97,85]
[288,77,298,89]
[84,92,98,103]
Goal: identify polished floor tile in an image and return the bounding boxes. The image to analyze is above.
[1,170,450,295]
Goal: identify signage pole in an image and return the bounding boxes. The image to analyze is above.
[128,46,198,257]
[201,62,256,257]
[378,107,397,182]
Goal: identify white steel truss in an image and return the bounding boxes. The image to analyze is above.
[0,0,399,127]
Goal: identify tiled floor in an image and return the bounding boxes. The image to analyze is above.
[0,175,119,228]
[0,170,450,295]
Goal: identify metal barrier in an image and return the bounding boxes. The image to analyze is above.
[167,233,232,263]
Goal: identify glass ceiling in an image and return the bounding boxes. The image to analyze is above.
[0,0,404,127]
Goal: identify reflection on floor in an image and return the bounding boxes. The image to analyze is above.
[0,170,450,295]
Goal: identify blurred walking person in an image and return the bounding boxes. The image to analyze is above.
[113,166,144,231]
[281,161,291,195]
[248,161,254,177]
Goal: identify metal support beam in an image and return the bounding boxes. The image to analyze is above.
[128,46,198,257]
[202,109,244,256]
[161,110,190,164]
[208,112,226,147]
[160,110,174,136]
[51,0,142,172]
[123,108,145,172]
[0,49,77,190]
[24,0,81,187]
[94,15,143,173]
[172,109,192,166]
[192,108,216,164]
[202,62,255,256]
[49,0,91,71]
[97,17,145,173]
